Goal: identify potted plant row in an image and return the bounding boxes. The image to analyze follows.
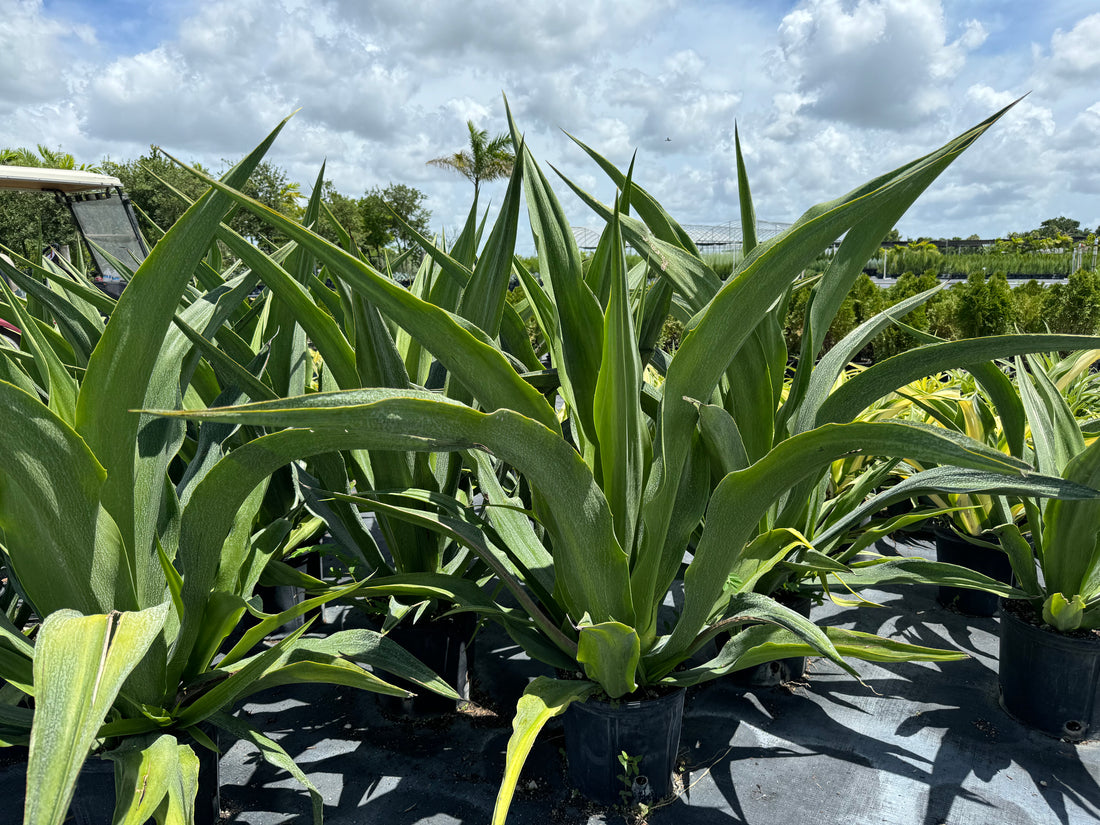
[4,92,1100,824]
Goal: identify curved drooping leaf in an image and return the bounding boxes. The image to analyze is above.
[491,676,598,825]
[223,629,461,701]
[209,711,324,825]
[650,589,852,679]
[812,464,1100,551]
[823,556,1027,597]
[665,624,967,688]
[661,419,1046,660]
[157,390,631,682]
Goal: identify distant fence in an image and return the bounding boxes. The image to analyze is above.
[571,220,792,254]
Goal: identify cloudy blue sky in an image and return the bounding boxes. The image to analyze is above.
[2,0,1098,247]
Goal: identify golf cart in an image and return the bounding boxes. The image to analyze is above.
[0,165,148,300]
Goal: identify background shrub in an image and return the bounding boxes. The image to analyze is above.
[954,271,1015,338]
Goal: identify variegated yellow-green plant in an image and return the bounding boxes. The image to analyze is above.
[904,371,1019,536]
[147,98,1099,822]
[819,336,1100,599]
[994,352,1100,631]
[0,120,459,825]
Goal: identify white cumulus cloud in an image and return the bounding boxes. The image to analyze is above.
[776,0,986,128]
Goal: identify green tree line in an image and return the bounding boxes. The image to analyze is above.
[784,268,1100,362]
[0,145,433,262]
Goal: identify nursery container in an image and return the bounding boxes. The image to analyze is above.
[934,527,1012,617]
[563,687,685,805]
[254,552,324,633]
[375,611,475,715]
[998,599,1100,740]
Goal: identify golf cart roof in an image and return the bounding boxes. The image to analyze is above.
[0,165,122,193]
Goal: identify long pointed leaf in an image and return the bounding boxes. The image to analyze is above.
[593,196,649,554]
[161,151,559,431]
[661,419,1043,661]
[159,390,632,683]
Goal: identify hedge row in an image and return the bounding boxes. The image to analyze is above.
[784,269,1100,362]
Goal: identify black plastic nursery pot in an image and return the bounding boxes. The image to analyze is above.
[563,687,685,806]
[254,552,324,633]
[375,611,476,715]
[934,527,1012,617]
[998,598,1100,741]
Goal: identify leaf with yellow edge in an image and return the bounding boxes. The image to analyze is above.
[492,677,598,825]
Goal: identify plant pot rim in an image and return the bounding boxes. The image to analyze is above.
[932,523,999,544]
[998,597,1100,649]
[572,685,686,712]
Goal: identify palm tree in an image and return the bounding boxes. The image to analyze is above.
[426,120,514,197]
[0,144,101,172]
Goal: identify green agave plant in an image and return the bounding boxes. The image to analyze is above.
[207,174,537,635]
[0,122,461,825]
[145,98,1100,823]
